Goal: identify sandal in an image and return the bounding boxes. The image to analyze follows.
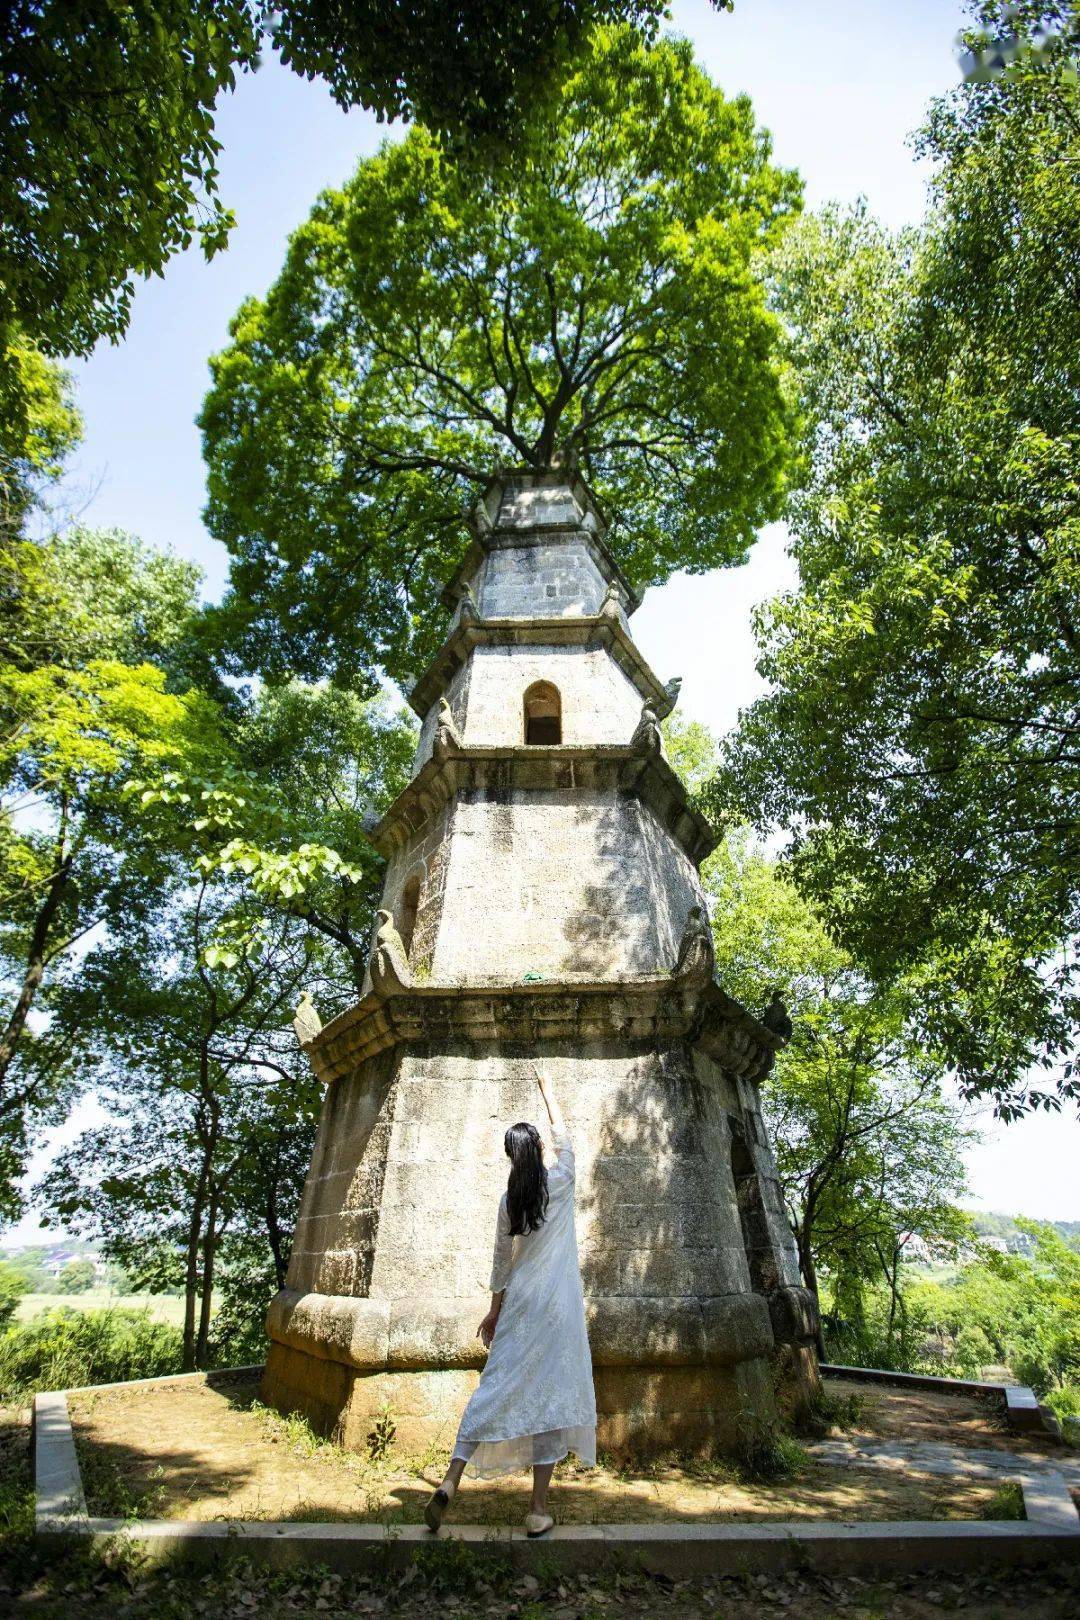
[424,1486,452,1532]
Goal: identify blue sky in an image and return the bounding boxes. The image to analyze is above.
[6,0,1078,1242]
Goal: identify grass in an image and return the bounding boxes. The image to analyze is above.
[15,1292,206,1327]
[806,1386,866,1432]
[980,1481,1026,1522]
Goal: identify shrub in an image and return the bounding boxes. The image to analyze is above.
[0,1308,183,1400]
[0,1262,29,1330]
[1042,1384,1080,1443]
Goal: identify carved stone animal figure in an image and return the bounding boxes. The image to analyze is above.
[761,990,793,1042]
[293,990,322,1047]
[674,903,714,984]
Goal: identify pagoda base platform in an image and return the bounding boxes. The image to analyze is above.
[261,1341,795,1460]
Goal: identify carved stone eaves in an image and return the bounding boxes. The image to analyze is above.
[365,744,719,868]
[304,972,781,1089]
[409,613,670,723]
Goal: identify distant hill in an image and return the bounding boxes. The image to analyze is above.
[970,1211,1080,1246]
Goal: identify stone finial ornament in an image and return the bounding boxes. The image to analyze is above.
[674,903,715,986]
[433,697,463,759]
[360,806,381,835]
[654,677,683,721]
[458,583,481,622]
[368,909,411,997]
[293,990,322,1047]
[629,699,663,755]
[472,497,493,537]
[761,989,793,1043]
[599,580,624,622]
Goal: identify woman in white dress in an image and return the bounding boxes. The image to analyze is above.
[424,1072,596,1537]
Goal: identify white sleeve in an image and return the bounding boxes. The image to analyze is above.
[551,1128,575,1183]
[489,1194,513,1292]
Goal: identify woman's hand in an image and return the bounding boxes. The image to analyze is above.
[477,1310,500,1349]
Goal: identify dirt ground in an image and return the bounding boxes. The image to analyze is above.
[824,1376,1064,1461]
[5,1392,1079,1620]
[66,1371,1030,1526]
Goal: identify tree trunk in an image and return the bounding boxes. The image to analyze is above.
[181,1187,206,1372]
[195,1188,219,1368]
[265,1153,288,1290]
[0,854,71,1091]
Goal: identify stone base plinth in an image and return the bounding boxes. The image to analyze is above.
[273,1036,820,1463]
[261,1339,785,1461]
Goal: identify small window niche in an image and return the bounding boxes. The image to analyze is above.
[398,874,422,959]
[524,681,562,746]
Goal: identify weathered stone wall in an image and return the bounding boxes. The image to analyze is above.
[411,643,644,770]
[278,1044,805,1351]
[479,538,613,620]
[285,1046,399,1297]
[463,644,642,749]
[429,791,703,982]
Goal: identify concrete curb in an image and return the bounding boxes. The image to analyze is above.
[34,1373,1080,1575]
[57,1364,264,1398]
[31,1512,1080,1576]
[821,1363,1061,1439]
[32,1392,87,1529]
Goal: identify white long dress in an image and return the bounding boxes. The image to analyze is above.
[451,1128,597,1478]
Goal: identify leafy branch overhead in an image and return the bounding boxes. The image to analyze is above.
[200,26,802,689]
[1,1,700,362]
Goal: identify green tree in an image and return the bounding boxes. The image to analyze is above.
[41,878,322,1370]
[1,3,260,357]
[716,4,1080,1114]
[0,333,81,545]
[200,26,801,688]
[0,531,220,1215]
[702,829,969,1348]
[913,1222,1080,1423]
[0,1258,28,1328]
[2,2,691,362]
[217,684,416,993]
[42,681,416,1361]
[52,1256,96,1295]
[271,2,689,144]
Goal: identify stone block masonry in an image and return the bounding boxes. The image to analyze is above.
[263,469,821,1456]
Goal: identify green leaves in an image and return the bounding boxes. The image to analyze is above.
[200,26,801,687]
[0,2,261,357]
[715,19,1080,1112]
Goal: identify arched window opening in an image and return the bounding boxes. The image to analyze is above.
[730,1132,780,1295]
[524,681,562,746]
[398,875,422,959]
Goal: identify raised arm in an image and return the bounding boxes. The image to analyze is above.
[537,1072,565,1136]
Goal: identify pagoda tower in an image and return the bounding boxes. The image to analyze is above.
[262,470,820,1456]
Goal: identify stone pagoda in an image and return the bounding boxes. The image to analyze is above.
[262,469,820,1455]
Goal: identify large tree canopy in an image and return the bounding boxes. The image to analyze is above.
[200,26,802,689]
[1,1,683,362]
[715,2,1080,1116]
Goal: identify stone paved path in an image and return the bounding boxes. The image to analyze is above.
[807,1436,1080,1529]
[810,1436,1080,1487]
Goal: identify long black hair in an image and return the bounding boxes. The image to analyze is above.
[504,1121,548,1235]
